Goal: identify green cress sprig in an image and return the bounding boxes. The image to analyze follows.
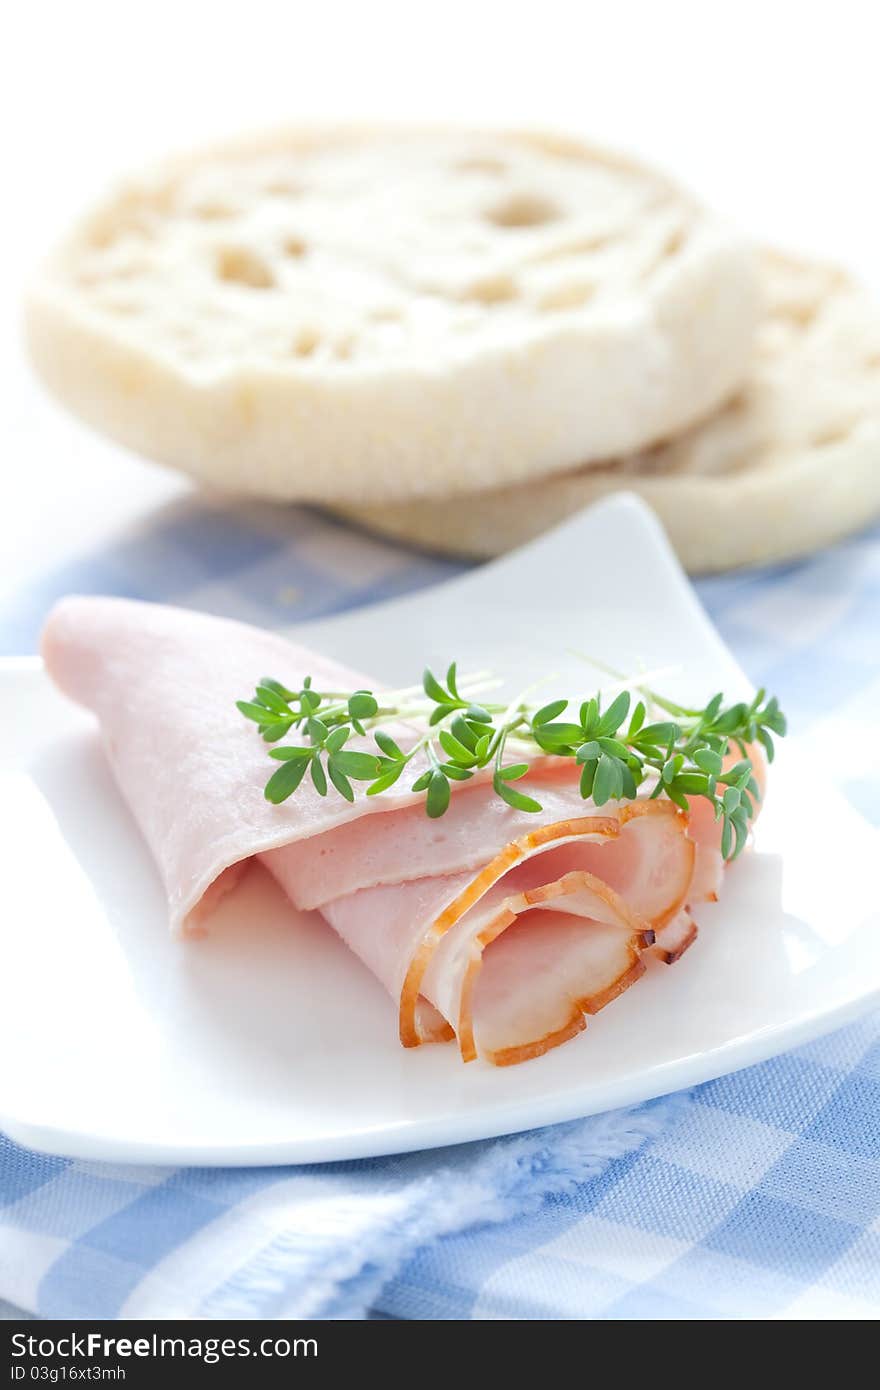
[236,664,786,860]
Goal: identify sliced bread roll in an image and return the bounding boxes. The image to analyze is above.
[26,127,760,503]
[338,251,880,570]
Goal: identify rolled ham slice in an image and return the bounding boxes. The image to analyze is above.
[264,795,693,1058]
[42,594,425,932]
[41,596,715,1066]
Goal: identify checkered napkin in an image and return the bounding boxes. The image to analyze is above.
[2,498,879,1321]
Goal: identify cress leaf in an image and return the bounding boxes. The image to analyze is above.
[440,763,475,781]
[260,720,294,742]
[374,730,404,760]
[426,771,451,818]
[532,699,568,727]
[264,757,310,803]
[438,730,477,765]
[348,691,379,720]
[331,750,382,780]
[628,701,646,737]
[449,713,478,751]
[366,766,404,796]
[260,677,295,701]
[597,736,630,760]
[465,704,493,724]
[534,721,585,747]
[595,691,631,736]
[638,722,680,745]
[575,740,600,763]
[422,669,450,704]
[327,762,355,802]
[694,747,723,775]
[325,726,350,754]
[593,754,619,806]
[498,763,530,782]
[579,697,599,732]
[493,777,542,814]
[579,759,597,799]
[237,700,273,723]
[256,684,293,716]
[307,716,328,744]
[474,734,493,763]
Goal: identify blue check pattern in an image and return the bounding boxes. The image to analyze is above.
[2,497,879,1321]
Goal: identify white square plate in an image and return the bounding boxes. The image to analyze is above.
[2,494,878,1165]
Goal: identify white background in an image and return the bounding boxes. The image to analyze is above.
[3,0,879,610]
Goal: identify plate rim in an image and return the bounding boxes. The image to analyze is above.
[4,495,878,1166]
[3,974,878,1166]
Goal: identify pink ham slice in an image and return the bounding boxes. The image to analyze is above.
[270,787,694,924]
[473,906,645,1066]
[414,860,653,1065]
[300,858,652,1065]
[41,595,430,932]
[266,796,694,1056]
[42,595,701,1066]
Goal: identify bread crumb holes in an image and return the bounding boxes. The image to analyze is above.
[539,282,595,311]
[812,423,853,448]
[457,157,506,175]
[293,328,320,357]
[664,228,686,258]
[265,180,303,197]
[193,203,237,221]
[486,194,559,228]
[216,247,274,289]
[463,274,518,305]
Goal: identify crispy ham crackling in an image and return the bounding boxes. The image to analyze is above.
[42,596,737,1066]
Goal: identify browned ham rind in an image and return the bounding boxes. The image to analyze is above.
[653,910,699,964]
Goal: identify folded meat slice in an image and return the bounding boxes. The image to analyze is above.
[268,797,693,1061]
[42,595,702,1066]
[313,854,651,1064]
[268,786,694,924]
[472,906,644,1066]
[41,595,431,932]
[434,857,653,1065]
[456,872,651,1066]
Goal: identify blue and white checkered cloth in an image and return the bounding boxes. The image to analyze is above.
[2,497,879,1321]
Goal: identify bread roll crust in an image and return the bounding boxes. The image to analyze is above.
[339,252,880,570]
[26,126,760,503]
